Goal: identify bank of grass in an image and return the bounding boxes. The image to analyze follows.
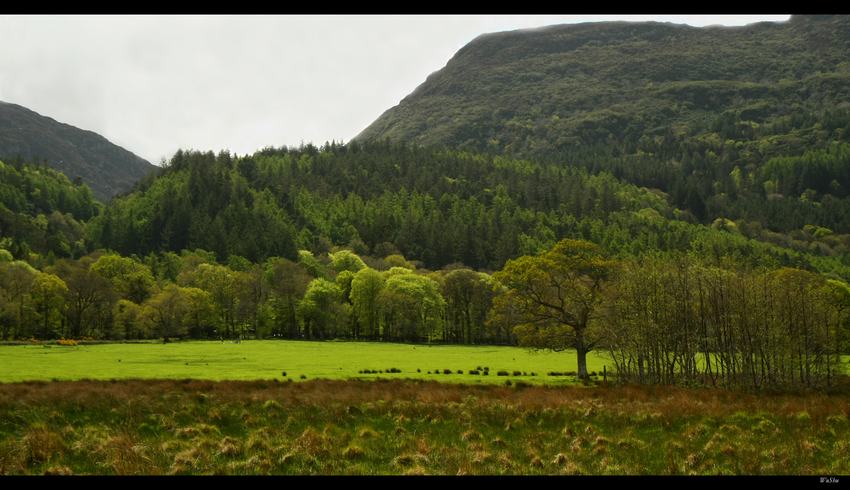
[1,379,849,475]
[0,340,612,384]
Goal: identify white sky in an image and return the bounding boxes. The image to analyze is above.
[0,15,790,164]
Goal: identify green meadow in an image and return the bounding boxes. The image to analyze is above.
[0,341,612,384]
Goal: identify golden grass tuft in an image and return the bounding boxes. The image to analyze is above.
[358,428,379,439]
[216,437,242,458]
[570,436,587,452]
[393,453,429,468]
[43,465,73,475]
[461,430,482,442]
[22,425,65,465]
[403,465,427,476]
[292,427,329,458]
[552,452,568,465]
[342,445,364,460]
[471,450,491,465]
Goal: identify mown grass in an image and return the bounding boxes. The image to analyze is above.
[0,340,612,384]
[1,379,849,475]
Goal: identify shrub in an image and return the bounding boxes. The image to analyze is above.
[512,371,522,376]
[469,370,480,375]
[443,369,452,375]
[497,371,509,376]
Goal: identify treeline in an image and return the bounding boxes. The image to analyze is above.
[3,237,849,391]
[492,239,850,391]
[605,255,850,390]
[0,247,507,345]
[87,143,850,280]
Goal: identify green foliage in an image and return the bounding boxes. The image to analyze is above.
[90,254,155,304]
[493,239,617,377]
[379,271,445,342]
[0,160,99,259]
[298,278,349,339]
[350,268,385,340]
[329,250,367,273]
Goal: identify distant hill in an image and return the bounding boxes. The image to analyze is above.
[0,101,155,201]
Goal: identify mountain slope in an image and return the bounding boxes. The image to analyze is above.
[355,15,850,235]
[89,144,850,280]
[357,15,850,154]
[0,101,155,201]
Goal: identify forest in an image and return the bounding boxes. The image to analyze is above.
[1,139,850,390]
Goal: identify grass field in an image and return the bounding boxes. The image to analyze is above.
[0,340,612,384]
[2,379,850,475]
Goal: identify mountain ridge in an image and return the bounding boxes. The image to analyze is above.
[355,15,850,152]
[0,100,155,201]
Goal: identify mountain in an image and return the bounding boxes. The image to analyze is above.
[0,101,155,201]
[357,15,850,155]
[355,15,850,236]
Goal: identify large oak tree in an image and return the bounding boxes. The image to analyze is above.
[493,239,615,379]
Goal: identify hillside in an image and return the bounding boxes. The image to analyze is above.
[0,101,155,201]
[0,159,100,258]
[356,15,850,234]
[89,143,850,280]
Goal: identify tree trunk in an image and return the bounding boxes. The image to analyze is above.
[575,327,589,379]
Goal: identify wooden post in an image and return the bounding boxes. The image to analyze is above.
[603,365,607,384]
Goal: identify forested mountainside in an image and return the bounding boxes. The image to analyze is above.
[87,143,850,280]
[0,159,100,259]
[0,101,155,201]
[356,15,850,236]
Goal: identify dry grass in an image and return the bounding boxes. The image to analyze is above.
[0,379,849,475]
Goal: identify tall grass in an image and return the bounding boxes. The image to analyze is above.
[1,379,849,474]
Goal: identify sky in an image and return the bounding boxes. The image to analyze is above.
[0,15,791,164]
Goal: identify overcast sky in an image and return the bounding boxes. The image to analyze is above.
[0,15,791,164]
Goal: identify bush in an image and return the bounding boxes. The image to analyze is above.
[497,371,509,376]
[512,371,522,376]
